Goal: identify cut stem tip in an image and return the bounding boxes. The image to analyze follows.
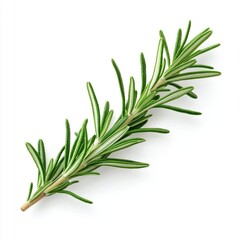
[21,193,45,212]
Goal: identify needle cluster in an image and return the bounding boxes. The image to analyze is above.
[21,21,220,211]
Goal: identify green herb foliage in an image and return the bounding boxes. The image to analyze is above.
[22,22,220,209]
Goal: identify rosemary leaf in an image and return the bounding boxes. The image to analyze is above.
[111,59,126,116]
[87,82,101,139]
[173,28,182,60]
[127,77,136,114]
[100,101,110,131]
[156,105,202,115]
[166,70,221,82]
[38,140,46,171]
[89,158,149,169]
[45,158,54,181]
[150,38,164,88]
[64,119,71,169]
[159,30,171,66]
[27,182,33,201]
[58,190,93,204]
[140,53,147,94]
[169,82,198,99]
[128,128,170,134]
[26,143,45,184]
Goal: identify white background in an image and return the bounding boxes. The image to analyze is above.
[0,0,239,239]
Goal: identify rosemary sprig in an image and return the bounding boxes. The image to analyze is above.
[21,21,221,211]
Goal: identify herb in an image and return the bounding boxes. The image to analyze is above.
[21,21,220,211]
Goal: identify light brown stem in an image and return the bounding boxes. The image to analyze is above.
[21,176,67,212]
[151,78,165,91]
[21,193,45,211]
[123,114,135,126]
[44,176,67,193]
